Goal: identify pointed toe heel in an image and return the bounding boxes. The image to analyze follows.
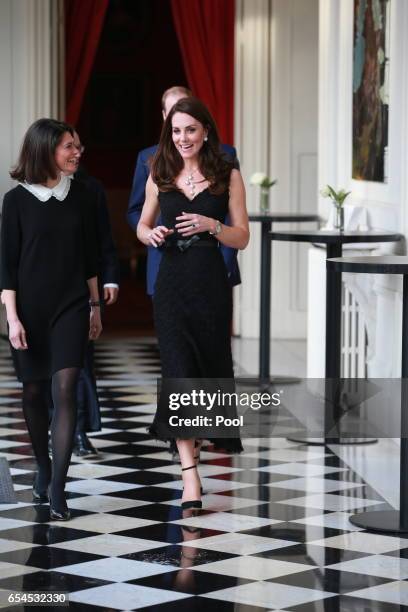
[73,433,99,457]
[32,474,49,503]
[49,507,71,521]
[48,488,71,521]
[32,487,48,504]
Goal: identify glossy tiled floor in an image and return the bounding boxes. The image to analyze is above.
[0,338,406,611]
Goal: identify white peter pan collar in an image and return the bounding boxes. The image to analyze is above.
[20,173,71,202]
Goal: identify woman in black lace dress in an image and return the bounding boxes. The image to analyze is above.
[137,98,249,509]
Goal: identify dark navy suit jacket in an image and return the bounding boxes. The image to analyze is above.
[127,144,241,296]
[65,172,120,432]
[75,170,120,287]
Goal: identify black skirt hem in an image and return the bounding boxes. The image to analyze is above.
[148,425,244,455]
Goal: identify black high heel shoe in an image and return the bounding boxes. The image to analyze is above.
[48,488,71,521]
[181,465,202,510]
[32,474,49,503]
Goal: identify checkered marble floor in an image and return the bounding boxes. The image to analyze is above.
[0,338,406,610]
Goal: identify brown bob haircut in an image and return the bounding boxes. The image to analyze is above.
[151,97,234,195]
[10,118,74,184]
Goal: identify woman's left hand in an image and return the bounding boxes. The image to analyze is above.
[89,307,103,340]
[175,212,216,237]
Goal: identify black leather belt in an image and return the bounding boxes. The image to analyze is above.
[163,236,219,252]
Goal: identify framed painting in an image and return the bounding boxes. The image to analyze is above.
[352,0,390,182]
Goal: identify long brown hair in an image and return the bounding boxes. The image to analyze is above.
[151,97,233,195]
[10,118,74,184]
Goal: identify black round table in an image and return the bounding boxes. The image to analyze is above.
[270,230,403,445]
[328,256,408,534]
[248,213,320,385]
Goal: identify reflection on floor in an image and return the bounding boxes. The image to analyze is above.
[232,337,307,379]
[0,338,406,611]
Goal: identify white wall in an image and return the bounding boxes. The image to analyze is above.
[0,0,60,334]
[270,0,319,338]
[0,0,60,201]
[318,0,408,377]
[234,0,319,339]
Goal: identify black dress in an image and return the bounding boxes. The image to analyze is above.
[151,187,243,453]
[0,181,98,382]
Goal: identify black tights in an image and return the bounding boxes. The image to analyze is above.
[22,380,51,492]
[22,367,80,512]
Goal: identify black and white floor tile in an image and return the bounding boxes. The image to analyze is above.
[0,338,406,610]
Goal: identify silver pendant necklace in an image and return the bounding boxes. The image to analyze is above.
[184,167,199,197]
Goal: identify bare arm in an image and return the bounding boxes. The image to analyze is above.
[1,290,27,350]
[136,175,174,247]
[175,169,250,250]
[218,169,249,249]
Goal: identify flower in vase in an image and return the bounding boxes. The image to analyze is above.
[250,172,277,189]
[250,173,277,213]
[320,184,351,208]
[320,184,351,232]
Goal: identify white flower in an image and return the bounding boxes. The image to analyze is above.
[250,172,277,190]
[320,184,351,207]
[250,172,268,186]
[320,186,331,198]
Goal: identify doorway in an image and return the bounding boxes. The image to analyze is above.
[75,0,187,335]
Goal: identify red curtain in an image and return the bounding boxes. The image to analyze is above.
[65,0,109,125]
[170,0,235,144]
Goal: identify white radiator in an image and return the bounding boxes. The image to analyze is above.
[341,285,367,377]
[307,247,369,378]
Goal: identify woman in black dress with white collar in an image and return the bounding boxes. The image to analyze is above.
[0,118,102,520]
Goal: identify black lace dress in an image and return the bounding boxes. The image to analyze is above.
[150,187,243,453]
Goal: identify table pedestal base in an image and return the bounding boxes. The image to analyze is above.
[349,510,408,534]
[287,435,377,446]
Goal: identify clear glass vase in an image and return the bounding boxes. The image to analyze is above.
[260,188,270,214]
[333,205,344,233]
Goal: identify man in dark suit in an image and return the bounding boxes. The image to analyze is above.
[127,86,241,295]
[71,132,120,455]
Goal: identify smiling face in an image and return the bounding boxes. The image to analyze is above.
[71,131,84,172]
[171,112,207,161]
[54,131,81,175]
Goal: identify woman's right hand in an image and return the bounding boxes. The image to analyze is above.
[147,226,174,247]
[8,319,28,350]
